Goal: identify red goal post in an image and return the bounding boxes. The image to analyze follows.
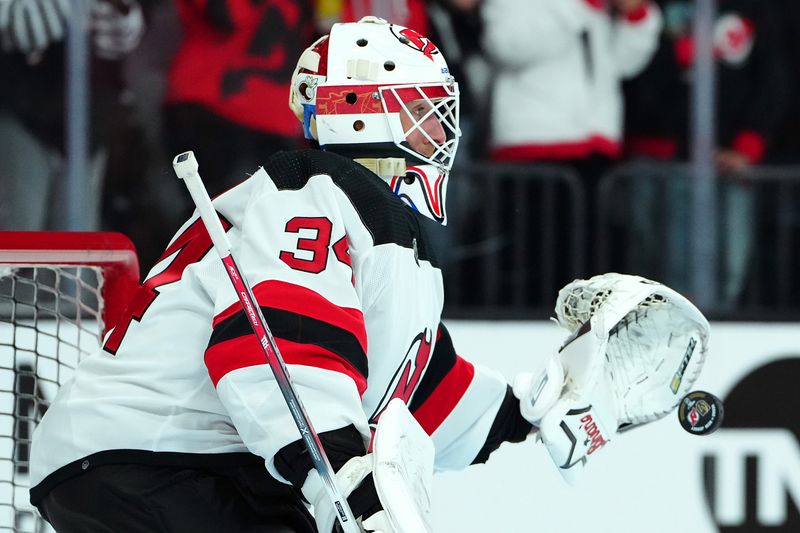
[0,231,139,532]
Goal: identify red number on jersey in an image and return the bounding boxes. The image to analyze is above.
[332,235,354,285]
[279,217,333,274]
[103,215,232,354]
[332,235,351,269]
[279,216,354,279]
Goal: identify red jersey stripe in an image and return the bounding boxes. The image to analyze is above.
[412,356,475,435]
[205,335,367,395]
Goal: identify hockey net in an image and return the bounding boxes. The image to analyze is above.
[0,232,139,532]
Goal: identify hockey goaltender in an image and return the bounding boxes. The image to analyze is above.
[29,16,710,533]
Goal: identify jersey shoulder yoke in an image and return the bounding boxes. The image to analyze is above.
[263,150,438,265]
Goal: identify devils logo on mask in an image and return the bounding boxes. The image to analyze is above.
[391,25,439,61]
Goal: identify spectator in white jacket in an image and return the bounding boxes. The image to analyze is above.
[479,0,662,287]
[482,0,661,162]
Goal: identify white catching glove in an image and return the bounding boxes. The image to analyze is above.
[0,0,69,55]
[513,273,710,484]
[302,399,434,533]
[91,0,144,60]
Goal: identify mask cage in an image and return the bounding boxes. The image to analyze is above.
[380,81,460,172]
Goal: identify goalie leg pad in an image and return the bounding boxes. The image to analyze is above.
[364,398,435,533]
[303,399,434,533]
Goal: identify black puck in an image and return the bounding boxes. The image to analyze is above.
[677,390,724,435]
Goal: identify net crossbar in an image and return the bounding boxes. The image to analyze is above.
[0,232,138,532]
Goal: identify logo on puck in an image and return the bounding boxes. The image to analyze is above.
[678,390,724,435]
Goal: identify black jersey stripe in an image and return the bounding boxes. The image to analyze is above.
[208,306,368,379]
[407,322,456,412]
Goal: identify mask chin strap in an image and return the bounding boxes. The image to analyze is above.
[354,157,407,180]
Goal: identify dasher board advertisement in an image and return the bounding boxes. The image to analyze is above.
[432,321,800,533]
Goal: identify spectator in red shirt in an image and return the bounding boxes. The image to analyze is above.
[163,0,317,209]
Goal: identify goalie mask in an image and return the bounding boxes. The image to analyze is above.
[289,16,460,224]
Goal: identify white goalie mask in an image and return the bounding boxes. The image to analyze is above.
[289,16,460,224]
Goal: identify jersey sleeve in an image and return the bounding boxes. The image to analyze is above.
[611,2,663,78]
[407,323,514,471]
[203,169,371,482]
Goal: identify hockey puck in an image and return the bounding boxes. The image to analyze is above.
[677,390,724,435]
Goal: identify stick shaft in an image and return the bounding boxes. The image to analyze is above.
[173,152,359,533]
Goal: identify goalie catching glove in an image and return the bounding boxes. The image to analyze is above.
[512,273,710,483]
[292,399,434,533]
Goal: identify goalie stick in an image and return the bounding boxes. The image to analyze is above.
[172,151,360,533]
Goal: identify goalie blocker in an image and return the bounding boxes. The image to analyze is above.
[512,273,710,483]
[301,399,435,533]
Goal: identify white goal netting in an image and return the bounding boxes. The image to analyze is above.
[0,232,139,533]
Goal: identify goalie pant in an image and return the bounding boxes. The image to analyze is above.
[29,150,533,530]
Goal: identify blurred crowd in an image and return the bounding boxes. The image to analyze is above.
[1,0,800,311]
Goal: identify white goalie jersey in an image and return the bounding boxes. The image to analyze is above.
[29,150,510,503]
